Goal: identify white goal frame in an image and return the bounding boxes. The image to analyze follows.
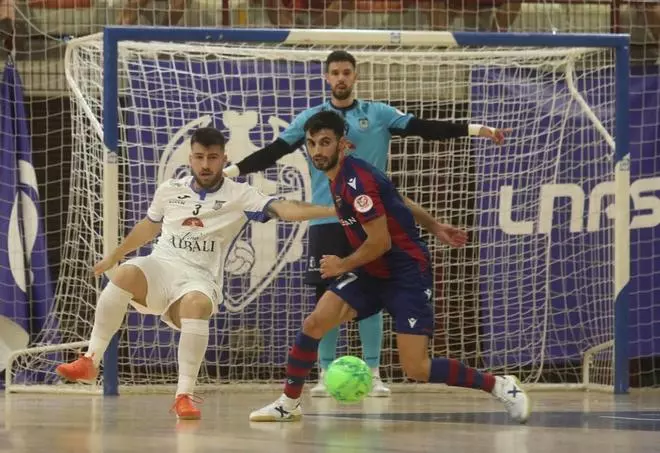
[5,27,631,396]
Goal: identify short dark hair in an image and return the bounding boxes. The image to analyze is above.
[303,111,346,138]
[325,50,356,72]
[190,127,226,149]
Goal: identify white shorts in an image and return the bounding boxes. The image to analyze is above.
[123,255,221,330]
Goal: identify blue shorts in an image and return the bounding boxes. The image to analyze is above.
[304,223,352,287]
[328,270,434,337]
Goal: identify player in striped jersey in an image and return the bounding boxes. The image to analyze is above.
[224,50,511,398]
[249,111,530,424]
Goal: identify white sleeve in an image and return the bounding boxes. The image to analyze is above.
[146,182,168,223]
[240,184,278,223]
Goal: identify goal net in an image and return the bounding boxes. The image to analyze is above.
[6,29,629,393]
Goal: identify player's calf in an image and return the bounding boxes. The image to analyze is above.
[400,361,429,383]
[357,313,390,397]
[56,277,138,383]
[171,292,213,419]
[397,333,530,423]
[250,291,353,422]
[425,358,530,423]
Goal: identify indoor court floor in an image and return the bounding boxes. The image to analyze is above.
[2,390,660,453]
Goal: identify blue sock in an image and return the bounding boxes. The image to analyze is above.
[358,311,383,370]
[318,326,340,370]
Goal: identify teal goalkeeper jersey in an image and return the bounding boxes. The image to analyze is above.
[279,99,413,226]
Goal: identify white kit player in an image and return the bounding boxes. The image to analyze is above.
[55,127,335,420]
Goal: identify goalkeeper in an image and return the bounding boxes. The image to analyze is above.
[224,50,511,397]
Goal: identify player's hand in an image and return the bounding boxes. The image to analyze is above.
[480,127,512,145]
[93,252,123,277]
[320,255,346,279]
[431,223,468,248]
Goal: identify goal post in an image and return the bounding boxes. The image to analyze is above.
[6,27,631,395]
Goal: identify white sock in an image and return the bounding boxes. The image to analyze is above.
[176,318,209,397]
[371,368,380,378]
[85,282,132,367]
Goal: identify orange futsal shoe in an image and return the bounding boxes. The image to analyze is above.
[55,355,99,384]
[171,394,202,420]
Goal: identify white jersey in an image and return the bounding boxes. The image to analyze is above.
[146,176,276,284]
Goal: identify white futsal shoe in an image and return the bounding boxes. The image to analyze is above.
[491,375,531,424]
[249,394,303,422]
[368,374,391,397]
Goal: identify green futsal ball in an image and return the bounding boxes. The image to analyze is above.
[324,356,373,403]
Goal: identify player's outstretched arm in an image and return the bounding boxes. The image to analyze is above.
[266,199,336,222]
[378,102,511,144]
[392,118,512,144]
[403,197,468,248]
[224,111,313,177]
[320,216,391,278]
[93,217,162,277]
[224,139,297,177]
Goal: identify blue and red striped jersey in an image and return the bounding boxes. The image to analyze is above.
[330,155,430,279]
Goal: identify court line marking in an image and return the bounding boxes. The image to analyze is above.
[600,416,660,422]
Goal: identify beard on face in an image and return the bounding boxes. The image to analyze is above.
[331,83,353,101]
[312,145,341,172]
[191,168,223,189]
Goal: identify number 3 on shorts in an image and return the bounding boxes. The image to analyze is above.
[336,272,358,290]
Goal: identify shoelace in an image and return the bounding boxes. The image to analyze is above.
[70,354,94,371]
[170,394,204,414]
[275,396,300,413]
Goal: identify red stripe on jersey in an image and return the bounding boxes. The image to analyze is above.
[338,174,391,278]
[353,161,427,270]
[338,158,425,278]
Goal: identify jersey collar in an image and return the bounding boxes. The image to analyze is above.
[189,176,225,200]
[327,99,358,112]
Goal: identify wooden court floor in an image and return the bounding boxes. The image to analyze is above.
[2,390,660,453]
